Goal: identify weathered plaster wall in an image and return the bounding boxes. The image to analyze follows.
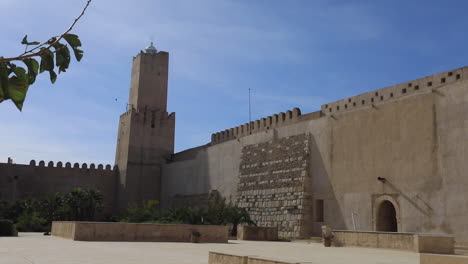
[433,71,468,245]
[162,67,468,243]
[161,137,243,207]
[0,161,117,215]
[327,91,436,233]
[324,68,468,245]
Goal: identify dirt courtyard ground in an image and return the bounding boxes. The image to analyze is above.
[0,233,420,264]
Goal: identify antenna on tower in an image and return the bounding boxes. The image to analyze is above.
[248,88,252,130]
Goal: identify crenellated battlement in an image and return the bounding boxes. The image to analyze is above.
[321,67,467,115]
[211,108,302,145]
[119,108,175,129]
[27,160,117,171]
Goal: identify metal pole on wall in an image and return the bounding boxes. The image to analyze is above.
[352,212,357,231]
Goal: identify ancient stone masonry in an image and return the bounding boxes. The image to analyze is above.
[237,134,311,238]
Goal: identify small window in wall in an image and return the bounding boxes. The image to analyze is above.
[315,199,324,222]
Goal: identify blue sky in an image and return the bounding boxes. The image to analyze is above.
[1,0,468,165]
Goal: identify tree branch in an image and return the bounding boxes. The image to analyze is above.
[0,0,92,63]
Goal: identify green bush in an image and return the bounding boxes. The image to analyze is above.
[15,212,47,232]
[122,200,160,223]
[0,219,17,236]
[121,190,256,234]
[0,188,104,232]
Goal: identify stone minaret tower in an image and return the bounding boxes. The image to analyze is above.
[115,43,175,210]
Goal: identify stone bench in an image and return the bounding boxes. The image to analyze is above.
[51,221,229,243]
[332,230,454,254]
[237,226,278,241]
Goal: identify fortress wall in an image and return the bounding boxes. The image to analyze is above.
[326,73,468,245]
[162,117,331,238]
[0,161,118,215]
[163,67,468,240]
[321,68,463,115]
[432,69,468,245]
[210,108,322,145]
[327,91,436,233]
[322,68,464,115]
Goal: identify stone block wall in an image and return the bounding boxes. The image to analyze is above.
[236,134,311,238]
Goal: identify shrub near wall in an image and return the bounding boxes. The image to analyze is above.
[0,219,17,236]
[0,188,104,232]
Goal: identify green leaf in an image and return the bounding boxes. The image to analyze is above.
[0,79,3,103]
[47,37,57,44]
[63,34,84,61]
[63,34,82,49]
[8,67,30,111]
[23,58,39,84]
[21,35,40,45]
[21,35,28,45]
[53,43,71,73]
[39,49,56,83]
[49,70,57,84]
[0,61,9,102]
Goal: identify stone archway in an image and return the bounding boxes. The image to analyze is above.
[373,195,401,232]
[376,200,398,232]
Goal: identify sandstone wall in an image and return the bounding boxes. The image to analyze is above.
[163,67,468,242]
[0,161,117,215]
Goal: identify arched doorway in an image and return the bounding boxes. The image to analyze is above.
[376,200,398,232]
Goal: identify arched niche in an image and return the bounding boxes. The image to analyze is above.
[373,195,401,232]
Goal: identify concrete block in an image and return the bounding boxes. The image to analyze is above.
[209,252,248,264]
[416,234,455,254]
[420,253,468,264]
[332,231,455,254]
[208,252,303,264]
[237,226,278,241]
[52,221,229,243]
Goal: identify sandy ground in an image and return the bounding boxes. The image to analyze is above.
[0,233,420,264]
